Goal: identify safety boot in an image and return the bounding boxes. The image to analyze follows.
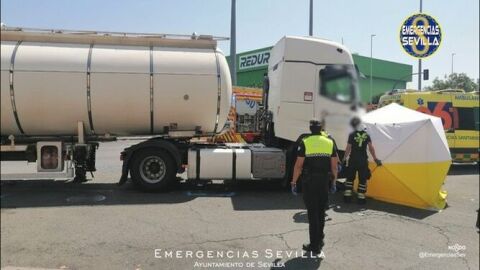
[357,192,366,204]
[343,189,353,203]
[302,243,322,255]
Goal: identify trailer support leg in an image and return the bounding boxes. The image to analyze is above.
[73,121,88,183]
[77,121,85,144]
[73,166,87,183]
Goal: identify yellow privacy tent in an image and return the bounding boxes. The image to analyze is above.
[361,103,451,210]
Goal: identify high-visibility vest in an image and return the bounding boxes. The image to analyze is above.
[302,135,334,157]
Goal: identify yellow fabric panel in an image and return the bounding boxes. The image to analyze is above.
[366,164,432,209]
[390,161,450,209]
[365,161,451,210]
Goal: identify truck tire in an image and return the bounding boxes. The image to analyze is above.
[130,149,176,191]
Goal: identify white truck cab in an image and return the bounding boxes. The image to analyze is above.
[267,36,361,150]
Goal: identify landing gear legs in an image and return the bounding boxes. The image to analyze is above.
[72,143,97,183]
[73,166,87,183]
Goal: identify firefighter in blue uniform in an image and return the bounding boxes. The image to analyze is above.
[291,120,338,255]
[343,117,382,204]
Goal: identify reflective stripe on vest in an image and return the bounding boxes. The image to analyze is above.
[302,135,334,157]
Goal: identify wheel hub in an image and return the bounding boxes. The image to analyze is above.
[139,156,166,183]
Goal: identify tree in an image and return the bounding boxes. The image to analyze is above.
[425,73,479,92]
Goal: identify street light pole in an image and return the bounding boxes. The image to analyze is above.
[451,53,455,75]
[418,0,423,91]
[370,34,376,103]
[309,0,313,36]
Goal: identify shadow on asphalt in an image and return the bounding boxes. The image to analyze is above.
[448,164,479,175]
[228,180,305,211]
[290,181,436,221]
[293,211,309,223]
[0,179,303,210]
[0,178,441,221]
[0,179,195,208]
[271,257,321,270]
[328,191,436,219]
[291,195,436,223]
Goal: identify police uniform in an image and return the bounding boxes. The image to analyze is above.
[344,130,371,201]
[297,133,337,251]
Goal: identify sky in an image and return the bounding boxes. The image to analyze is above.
[1,0,478,88]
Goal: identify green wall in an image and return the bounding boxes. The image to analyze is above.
[237,68,266,88]
[353,54,412,102]
[227,47,413,103]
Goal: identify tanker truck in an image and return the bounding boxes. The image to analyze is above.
[0,26,361,190]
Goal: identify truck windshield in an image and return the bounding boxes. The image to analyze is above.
[319,65,359,103]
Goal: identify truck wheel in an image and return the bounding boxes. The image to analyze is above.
[130,149,176,191]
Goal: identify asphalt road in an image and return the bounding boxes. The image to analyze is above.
[1,140,479,270]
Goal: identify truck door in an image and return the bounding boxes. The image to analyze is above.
[451,94,480,161]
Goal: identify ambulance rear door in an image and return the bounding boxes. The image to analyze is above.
[406,92,455,149]
[451,93,480,161]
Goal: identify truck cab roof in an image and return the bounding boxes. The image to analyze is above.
[268,36,354,71]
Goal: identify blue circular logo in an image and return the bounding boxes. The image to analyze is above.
[400,13,442,58]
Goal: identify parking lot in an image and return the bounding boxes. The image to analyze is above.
[1,140,479,270]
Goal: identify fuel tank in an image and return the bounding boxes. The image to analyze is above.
[0,27,231,136]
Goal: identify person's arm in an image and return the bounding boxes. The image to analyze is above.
[291,140,306,186]
[333,153,340,170]
[344,144,352,161]
[367,142,377,160]
[368,142,382,166]
[329,136,340,164]
[330,157,338,183]
[291,157,304,186]
[344,133,354,162]
[330,141,338,186]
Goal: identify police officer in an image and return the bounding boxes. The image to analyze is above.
[343,117,381,204]
[291,120,338,255]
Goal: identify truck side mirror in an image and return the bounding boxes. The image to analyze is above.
[262,73,270,110]
[263,73,269,92]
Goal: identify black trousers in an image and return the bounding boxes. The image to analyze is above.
[345,159,369,194]
[302,172,329,249]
